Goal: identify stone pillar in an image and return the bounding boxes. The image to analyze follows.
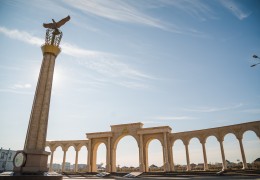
[74,150,79,172]
[184,141,191,171]
[169,145,175,171]
[87,139,92,172]
[14,45,61,174]
[200,140,208,171]
[163,132,170,172]
[218,139,227,170]
[139,134,145,172]
[106,137,111,172]
[49,150,55,172]
[62,148,67,172]
[237,137,248,169]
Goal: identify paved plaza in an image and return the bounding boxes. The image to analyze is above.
[62,174,260,180]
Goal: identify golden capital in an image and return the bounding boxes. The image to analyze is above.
[41,44,61,57]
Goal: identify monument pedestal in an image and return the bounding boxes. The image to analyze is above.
[13,150,50,174]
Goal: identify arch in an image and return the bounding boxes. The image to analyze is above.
[65,146,76,172]
[188,137,203,170]
[172,139,186,171]
[113,135,139,172]
[52,146,63,172]
[77,146,88,172]
[91,142,107,172]
[205,136,222,170]
[223,133,242,169]
[93,143,107,172]
[146,139,163,172]
[242,130,260,168]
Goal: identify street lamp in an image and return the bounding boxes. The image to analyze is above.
[251,54,260,67]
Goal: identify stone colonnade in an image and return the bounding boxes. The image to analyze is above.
[46,121,260,172]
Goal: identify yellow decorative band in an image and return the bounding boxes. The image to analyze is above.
[41,44,61,56]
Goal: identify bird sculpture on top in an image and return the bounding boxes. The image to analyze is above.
[43,15,70,30]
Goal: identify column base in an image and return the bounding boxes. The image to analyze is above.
[13,150,50,175]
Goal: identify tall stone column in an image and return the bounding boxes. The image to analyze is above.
[74,150,79,172]
[13,28,63,174]
[49,150,55,172]
[139,134,145,172]
[237,137,248,169]
[184,141,191,171]
[106,137,111,172]
[62,148,68,172]
[200,140,208,171]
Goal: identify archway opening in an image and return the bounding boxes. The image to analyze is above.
[65,146,76,172]
[95,143,106,172]
[147,139,163,172]
[173,139,186,171]
[243,130,260,169]
[52,146,63,172]
[78,146,88,172]
[224,133,242,170]
[189,138,203,171]
[206,136,222,171]
[116,135,139,172]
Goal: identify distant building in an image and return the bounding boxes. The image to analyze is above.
[65,162,71,171]
[0,148,16,172]
[52,163,61,172]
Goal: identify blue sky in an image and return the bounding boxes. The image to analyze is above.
[0,0,260,167]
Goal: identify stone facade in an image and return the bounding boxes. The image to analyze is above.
[46,120,260,172]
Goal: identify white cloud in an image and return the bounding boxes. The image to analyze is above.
[13,83,32,89]
[183,103,243,113]
[219,0,251,20]
[0,26,43,46]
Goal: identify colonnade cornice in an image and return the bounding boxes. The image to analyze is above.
[137,126,172,134]
[46,140,88,151]
[170,120,260,145]
[86,131,113,139]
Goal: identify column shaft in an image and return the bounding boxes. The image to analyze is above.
[24,54,56,151]
[62,150,67,172]
[87,139,92,172]
[238,138,248,169]
[74,150,79,172]
[106,137,111,172]
[139,134,145,172]
[219,141,227,170]
[201,142,208,171]
[185,144,191,171]
[163,132,170,171]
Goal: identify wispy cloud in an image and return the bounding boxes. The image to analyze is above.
[0,26,152,89]
[13,83,32,89]
[183,103,243,113]
[63,0,168,31]
[219,0,251,20]
[242,109,260,114]
[154,116,197,120]
[160,0,216,21]
[0,26,43,46]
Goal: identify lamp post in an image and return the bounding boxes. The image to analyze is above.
[251,54,260,67]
